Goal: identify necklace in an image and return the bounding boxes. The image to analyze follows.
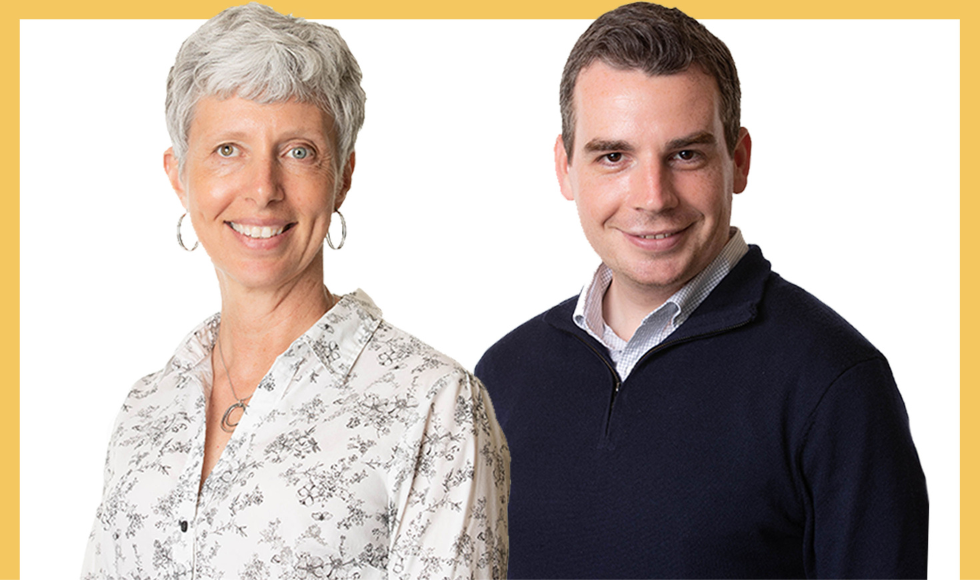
[216,334,250,433]
[215,289,332,433]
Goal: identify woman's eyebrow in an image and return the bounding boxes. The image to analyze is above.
[197,129,249,142]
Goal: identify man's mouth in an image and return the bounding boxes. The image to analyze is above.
[229,222,293,239]
[634,224,690,240]
[637,232,676,240]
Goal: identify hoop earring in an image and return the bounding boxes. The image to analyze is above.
[177,212,199,252]
[325,210,346,250]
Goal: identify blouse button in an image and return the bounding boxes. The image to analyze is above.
[180,520,188,532]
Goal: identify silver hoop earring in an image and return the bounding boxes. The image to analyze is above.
[325,210,346,250]
[177,212,199,252]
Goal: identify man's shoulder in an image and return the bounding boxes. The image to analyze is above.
[475,296,581,375]
[756,270,879,357]
[699,245,879,360]
[482,295,578,348]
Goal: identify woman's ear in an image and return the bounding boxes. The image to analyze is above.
[334,151,355,211]
[164,148,187,207]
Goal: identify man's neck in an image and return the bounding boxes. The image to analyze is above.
[601,276,679,342]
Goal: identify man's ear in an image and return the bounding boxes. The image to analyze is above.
[554,135,575,201]
[164,148,187,207]
[334,151,355,211]
[732,128,752,194]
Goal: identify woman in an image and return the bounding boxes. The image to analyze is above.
[81,4,509,578]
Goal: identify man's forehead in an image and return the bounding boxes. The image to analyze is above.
[573,62,719,104]
[571,63,723,146]
[575,60,716,92]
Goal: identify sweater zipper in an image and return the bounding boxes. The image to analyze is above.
[572,318,753,438]
[571,335,621,436]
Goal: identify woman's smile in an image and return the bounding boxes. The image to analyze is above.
[228,221,295,240]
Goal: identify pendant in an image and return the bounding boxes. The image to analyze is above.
[221,401,247,433]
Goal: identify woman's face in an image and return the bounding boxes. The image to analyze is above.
[165,96,353,294]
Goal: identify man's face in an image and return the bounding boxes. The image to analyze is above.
[557,63,751,306]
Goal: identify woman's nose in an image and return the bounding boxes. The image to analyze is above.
[247,156,285,206]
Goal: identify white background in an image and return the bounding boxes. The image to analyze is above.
[21,19,958,578]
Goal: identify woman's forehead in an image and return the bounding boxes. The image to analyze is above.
[187,95,335,144]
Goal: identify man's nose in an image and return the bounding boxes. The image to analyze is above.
[629,161,678,212]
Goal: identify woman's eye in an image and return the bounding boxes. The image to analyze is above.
[217,144,238,157]
[289,146,311,159]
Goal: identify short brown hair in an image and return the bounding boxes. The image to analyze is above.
[560,2,741,160]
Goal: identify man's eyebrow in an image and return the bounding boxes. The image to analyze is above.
[582,139,635,153]
[665,131,717,150]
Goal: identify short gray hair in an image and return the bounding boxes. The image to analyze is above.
[560,2,740,161]
[165,3,366,167]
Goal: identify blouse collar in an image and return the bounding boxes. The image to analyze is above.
[168,289,383,388]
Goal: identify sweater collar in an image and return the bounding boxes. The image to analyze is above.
[545,245,771,345]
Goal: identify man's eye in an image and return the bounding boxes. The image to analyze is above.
[217,144,238,157]
[603,152,623,163]
[676,150,697,161]
[289,146,311,159]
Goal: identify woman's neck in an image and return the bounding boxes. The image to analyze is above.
[214,267,335,379]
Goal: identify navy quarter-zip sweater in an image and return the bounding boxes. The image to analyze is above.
[476,246,928,579]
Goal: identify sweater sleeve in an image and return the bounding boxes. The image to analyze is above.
[800,356,928,579]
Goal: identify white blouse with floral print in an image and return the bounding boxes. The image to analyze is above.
[82,291,510,579]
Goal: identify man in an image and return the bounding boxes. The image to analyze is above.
[475,3,928,578]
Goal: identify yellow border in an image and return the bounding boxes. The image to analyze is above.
[8,0,978,18]
[8,1,974,578]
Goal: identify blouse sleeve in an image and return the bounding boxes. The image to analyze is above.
[387,369,510,579]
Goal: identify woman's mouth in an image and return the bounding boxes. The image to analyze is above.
[228,222,294,239]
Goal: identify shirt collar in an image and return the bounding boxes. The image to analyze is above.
[168,289,383,386]
[573,228,749,342]
[169,313,221,374]
[298,289,383,383]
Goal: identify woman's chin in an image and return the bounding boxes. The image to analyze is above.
[215,260,320,295]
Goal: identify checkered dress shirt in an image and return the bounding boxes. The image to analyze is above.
[573,228,748,379]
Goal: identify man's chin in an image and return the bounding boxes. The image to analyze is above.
[608,263,693,301]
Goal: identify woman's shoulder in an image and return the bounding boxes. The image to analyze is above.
[333,295,485,409]
[361,318,508,461]
[339,290,475,383]
[117,314,218,410]
[372,320,469,371]
[358,317,486,412]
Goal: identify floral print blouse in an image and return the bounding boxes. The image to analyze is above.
[81,291,510,579]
